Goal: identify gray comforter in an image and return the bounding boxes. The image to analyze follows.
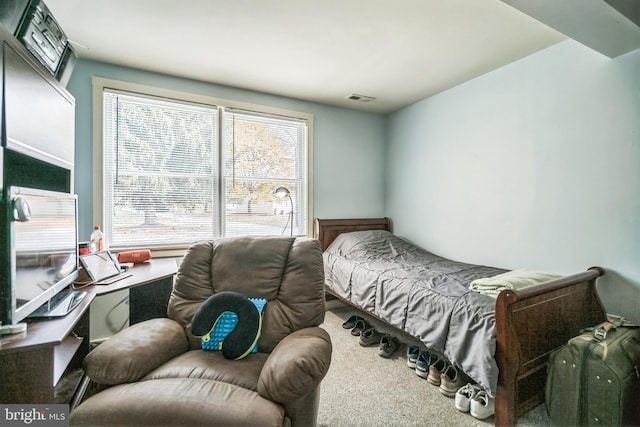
[323,230,507,395]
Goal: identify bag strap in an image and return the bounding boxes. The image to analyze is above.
[571,314,638,361]
[580,314,638,342]
[592,321,616,341]
[605,314,637,328]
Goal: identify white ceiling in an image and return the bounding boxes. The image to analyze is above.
[45,0,570,114]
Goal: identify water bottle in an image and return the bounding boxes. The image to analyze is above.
[90,226,105,253]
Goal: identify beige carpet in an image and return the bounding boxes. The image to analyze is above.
[317,300,548,427]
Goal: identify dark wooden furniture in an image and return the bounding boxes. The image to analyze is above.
[314,217,606,427]
[314,217,391,252]
[0,258,179,405]
[494,267,605,426]
[0,293,93,403]
[1,16,76,328]
[0,22,75,194]
[0,19,83,405]
[0,16,178,409]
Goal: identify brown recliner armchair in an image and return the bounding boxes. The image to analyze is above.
[70,236,332,427]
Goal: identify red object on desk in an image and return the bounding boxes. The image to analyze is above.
[117,250,152,264]
[79,242,91,256]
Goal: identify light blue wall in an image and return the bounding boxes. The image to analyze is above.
[69,41,640,322]
[67,59,387,242]
[387,40,640,322]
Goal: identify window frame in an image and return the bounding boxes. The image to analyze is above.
[92,77,314,256]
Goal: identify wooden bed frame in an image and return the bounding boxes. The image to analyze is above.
[314,217,606,427]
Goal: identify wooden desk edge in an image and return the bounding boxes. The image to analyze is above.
[83,257,180,296]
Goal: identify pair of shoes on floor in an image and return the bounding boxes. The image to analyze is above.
[342,315,369,336]
[455,383,494,420]
[378,334,400,358]
[343,315,400,357]
[406,345,420,369]
[425,357,470,397]
[415,350,436,379]
[359,327,383,346]
[426,357,447,386]
[406,345,436,379]
[360,328,401,356]
[439,364,471,397]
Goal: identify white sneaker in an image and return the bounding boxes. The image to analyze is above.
[470,390,495,420]
[454,383,483,412]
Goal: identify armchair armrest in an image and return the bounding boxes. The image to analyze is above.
[83,318,189,385]
[257,327,332,403]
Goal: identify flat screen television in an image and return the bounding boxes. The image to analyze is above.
[0,186,79,325]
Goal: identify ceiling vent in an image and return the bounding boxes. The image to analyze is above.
[345,94,376,102]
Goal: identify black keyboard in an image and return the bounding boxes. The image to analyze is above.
[28,289,87,319]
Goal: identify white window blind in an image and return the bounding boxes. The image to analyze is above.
[102,88,308,250]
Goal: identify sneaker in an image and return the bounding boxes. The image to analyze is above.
[359,328,383,346]
[350,318,369,336]
[378,334,400,358]
[470,390,495,420]
[406,345,420,368]
[415,351,434,379]
[454,383,483,412]
[427,357,447,386]
[439,365,470,397]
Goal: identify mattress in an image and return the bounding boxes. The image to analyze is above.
[323,229,508,395]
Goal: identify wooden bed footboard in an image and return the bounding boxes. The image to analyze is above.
[494,266,606,427]
[314,217,607,426]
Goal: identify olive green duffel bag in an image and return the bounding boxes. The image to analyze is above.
[545,315,640,427]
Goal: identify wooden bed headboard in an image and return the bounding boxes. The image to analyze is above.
[313,217,391,251]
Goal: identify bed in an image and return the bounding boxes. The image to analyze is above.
[314,217,606,427]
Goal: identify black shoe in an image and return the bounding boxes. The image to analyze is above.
[415,350,435,379]
[378,334,400,358]
[350,318,370,336]
[341,315,364,329]
[406,345,420,368]
[359,328,384,346]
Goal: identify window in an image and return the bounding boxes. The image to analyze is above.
[223,110,308,238]
[96,79,311,251]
